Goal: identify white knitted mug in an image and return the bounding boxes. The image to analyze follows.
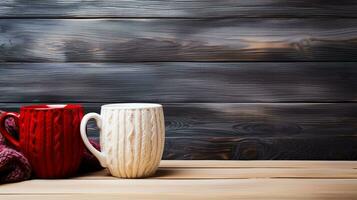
[80,103,165,178]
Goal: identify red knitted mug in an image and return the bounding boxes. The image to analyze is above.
[0,104,85,178]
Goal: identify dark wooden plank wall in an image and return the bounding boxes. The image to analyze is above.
[1,1,357,18]
[1,63,356,103]
[0,1,356,160]
[2,19,357,62]
[1,103,357,160]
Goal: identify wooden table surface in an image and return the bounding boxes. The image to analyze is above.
[1,160,357,200]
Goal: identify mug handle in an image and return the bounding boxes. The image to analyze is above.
[80,112,107,167]
[0,112,20,149]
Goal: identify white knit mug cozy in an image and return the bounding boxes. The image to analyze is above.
[80,103,165,178]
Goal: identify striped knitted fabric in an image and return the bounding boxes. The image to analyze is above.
[0,115,31,183]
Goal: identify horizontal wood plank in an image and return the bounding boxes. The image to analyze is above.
[2,161,357,199]
[163,136,357,160]
[1,1,357,18]
[1,103,356,160]
[2,103,357,138]
[1,19,357,62]
[1,179,357,200]
[74,168,357,180]
[0,63,356,103]
[76,161,357,178]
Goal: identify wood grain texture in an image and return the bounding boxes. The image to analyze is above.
[75,160,357,179]
[1,103,356,160]
[1,0,356,165]
[2,179,357,200]
[74,165,357,180]
[1,161,357,200]
[2,103,357,138]
[1,1,357,18]
[76,168,357,179]
[163,136,357,160]
[1,19,357,62]
[0,62,356,103]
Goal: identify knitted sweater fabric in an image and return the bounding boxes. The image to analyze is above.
[0,111,102,184]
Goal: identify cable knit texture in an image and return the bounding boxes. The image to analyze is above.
[100,106,165,178]
[0,111,102,184]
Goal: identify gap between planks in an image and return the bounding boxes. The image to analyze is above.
[158,160,357,168]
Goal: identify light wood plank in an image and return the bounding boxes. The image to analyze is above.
[1,19,357,62]
[74,168,357,180]
[73,161,357,180]
[2,161,357,199]
[1,179,357,200]
[1,0,356,18]
[1,63,356,103]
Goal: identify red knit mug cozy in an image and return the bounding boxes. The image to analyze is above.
[0,104,85,178]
